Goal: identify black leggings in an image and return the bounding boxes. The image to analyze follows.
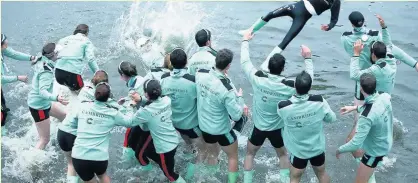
[1,90,9,127]
[262,1,312,50]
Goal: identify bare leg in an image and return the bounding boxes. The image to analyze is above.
[49,102,67,121]
[221,141,239,172]
[64,151,77,176]
[244,140,261,171]
[290,165,305,183]
[180,133,194,154]
[355,163,375,183]
[191,137,205,163]
[312,164,330,183]
[35,118,51,150]
[97,173,111,183]
[206,143,221,165]
[275,147,290,169]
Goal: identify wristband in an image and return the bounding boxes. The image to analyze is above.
[382,26,387,29]
[242,40,249,42]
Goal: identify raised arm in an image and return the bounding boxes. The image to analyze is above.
[327,0,341,30]
[240,40,257,84]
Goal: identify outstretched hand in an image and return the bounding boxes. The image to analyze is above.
[243,29,254,41]
[340,106,357,115]
[321,24,329,31]
[353,40,364,56]
[301,45,312,59]
[375,14,386,28]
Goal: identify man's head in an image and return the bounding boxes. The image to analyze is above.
[92,70,109,86]
[268,53,286,75]
[95,82,111,102]
[1,34,8,50]
[349,11,365,28]
[370,41,387,63]
[215,49,233,72]
[295,71,312,95]
[195,29,211,47]
[360,73,376,96]
[170,48,187,69]
[73,24,89,36]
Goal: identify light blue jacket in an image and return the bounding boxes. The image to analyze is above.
[27,57,57,110]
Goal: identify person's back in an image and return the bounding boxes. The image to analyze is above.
[161,69,197,130]
[371,57,397,94]
[72,99,135,161]
[279,94,336,158]
[188,29,217,75]
[196,68,242,134]
[136,96,179,153]
[27,57,56,110]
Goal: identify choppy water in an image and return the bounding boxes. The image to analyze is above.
[1,1,418,183]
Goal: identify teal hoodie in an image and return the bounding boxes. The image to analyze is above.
[160,68,198,130]
[338,93,393,157]
[126,75,149,131]
[144,67,170,81]
[241,41,313,131]
[55,33,99,75]
[349,28,397,94]
[27,57,57,110]
[342,27,417,69]
[59,81,122,135]
[187,46,217,75]
[133,96,179,154]
[278,94,336,159]
[195,68,245,135]
[71,101,137,161]
[1,47,32,83]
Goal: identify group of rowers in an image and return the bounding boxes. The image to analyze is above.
[1,0,417,183]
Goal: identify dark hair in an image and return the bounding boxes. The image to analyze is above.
[1,34,7,45]
[360,73,376,95]
[195,29,211,47]
[215,49,233,70]
[170,48,187,69]
[268,53,285,75]
[295,71,312,95]
[73,24,89,35]
[92,70,109,86]
[349,11,365,28]
[42,43,56,60]
[370,41,387,59]
[118,61,138,77]
[95,83,111,102]
[143,79,162,100]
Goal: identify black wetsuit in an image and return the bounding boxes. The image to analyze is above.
[1,90,9,127]
[262,0,340,50]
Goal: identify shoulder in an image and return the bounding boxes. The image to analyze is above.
[278,100,293,109]
[342,31,353,36]
[367,30,379,37]
[161,72,171,79]
[281,79,295,88]
[182,73,196,83]
[377,62,387,68]
[307,94,324,102]
[197,69,210,73]
[254,70,268,78]
[220,78,233,91]
[360,103,374,117]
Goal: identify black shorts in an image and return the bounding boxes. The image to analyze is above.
[355,81,365,100]
[290,152,325,169]
[57,129,76,152]
[55,68,84,91]
[361,154,384,168]
[1,89,9,126]
[72,158,108,181]
[176,126,202,139]
[249,127,284,148]
[202,129,237,146]
[29,107,51,122]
